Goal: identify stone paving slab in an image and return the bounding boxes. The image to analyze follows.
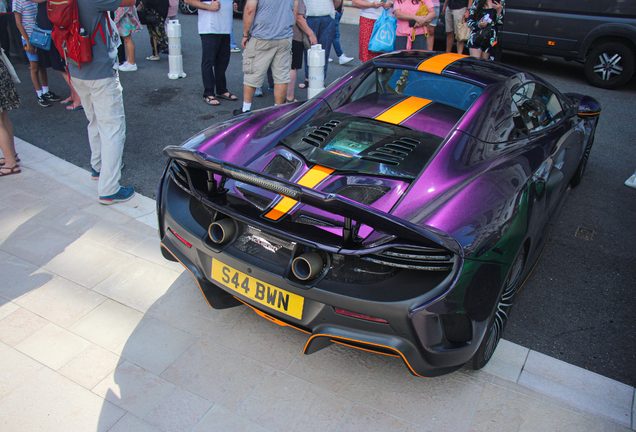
[0,139,633,431]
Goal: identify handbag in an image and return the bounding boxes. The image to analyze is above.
[137,6,159,26]
[472,24,493,47]
[407,1,429,50]
[0,48,20,84]
[456,21,471,42]
[369,9,397,53]
[29,26,52,51]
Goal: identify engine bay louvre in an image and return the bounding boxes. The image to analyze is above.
[280,112,444,179]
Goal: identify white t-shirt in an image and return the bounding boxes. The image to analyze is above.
[305,0,335,19]
[197,0,233,34]
[359,1,394,20]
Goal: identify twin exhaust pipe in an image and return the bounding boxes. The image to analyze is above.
[208,219,325,281]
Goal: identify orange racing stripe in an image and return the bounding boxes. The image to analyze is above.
[374,96,433,125]
[264,165,335,221]
[417,52,467,74]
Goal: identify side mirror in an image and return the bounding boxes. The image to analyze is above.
[577,95,602,118]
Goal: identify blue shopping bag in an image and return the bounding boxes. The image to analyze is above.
[368,9,397,53]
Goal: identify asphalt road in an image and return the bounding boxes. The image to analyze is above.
[9,14,636,386]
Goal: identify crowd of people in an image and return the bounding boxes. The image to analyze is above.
[0,0,505,193]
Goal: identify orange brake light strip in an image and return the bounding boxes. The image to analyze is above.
[264,165,335,221]
[417,52,467,74]
[374,96,433,125]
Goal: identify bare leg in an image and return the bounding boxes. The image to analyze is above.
[457,40,465,55]
[273,83,287,105]
[39,66,49,87]
[152,36,158,57]
[243,85,256,104]
[446,32,455,53]
[59,71,81,107]
[123,34,136,65]
[287,69,297,101]
[29,60,42,92]
[427,26,435,50]
[469,48,483,58]
[0,111,18,169]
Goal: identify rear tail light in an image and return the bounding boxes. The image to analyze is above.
[335,307,388,323]
[168,228,192,248]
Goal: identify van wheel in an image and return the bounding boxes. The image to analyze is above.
[584,42,635,89]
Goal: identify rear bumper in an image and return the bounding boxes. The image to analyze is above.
[158,174,489,377]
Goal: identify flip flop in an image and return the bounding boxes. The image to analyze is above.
[204,95,220,106]
[60,98,73,104]
[286,98,298,103]
[66,104,83,111]
[298,80,309,89]
[217,93,238,101]
[0,165,20,177]
[146,55,160,61]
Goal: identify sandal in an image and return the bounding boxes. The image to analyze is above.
[204,95,220,106]
[146,55,160,61]
[0,153,19,166]
[298,80,309,89]
[286,98,298,103]
[217,93,238,101]
[0,165,20,177]
[60,97,73,104]
[66,104,83,111]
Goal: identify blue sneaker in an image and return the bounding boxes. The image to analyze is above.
[91,168,100,180]
[99,186,135,205]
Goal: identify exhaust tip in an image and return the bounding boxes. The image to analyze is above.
[292,252,325,280]
[208,219,236,244]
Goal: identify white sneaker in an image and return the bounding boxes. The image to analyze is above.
[339,54,354,65]
[328,57,333,62]
[230,47,241,53]
[254,87,263,97]
[119,61,138,72]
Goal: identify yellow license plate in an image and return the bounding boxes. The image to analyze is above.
[212,258,304,320]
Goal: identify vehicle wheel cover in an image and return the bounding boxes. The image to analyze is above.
[483,249,525,362]
[593,52,623,82]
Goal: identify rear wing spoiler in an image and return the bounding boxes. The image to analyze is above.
[163,146,463,257]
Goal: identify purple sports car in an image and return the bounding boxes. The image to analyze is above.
[157,51,601,377]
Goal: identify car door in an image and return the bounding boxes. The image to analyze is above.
[511,82,584,216]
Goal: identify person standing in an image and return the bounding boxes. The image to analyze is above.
[394,0,435,50]
[466,0,503,59]
[287,0,316,102]
[351,0,393,63]
[13,0,61,107]
[303,0,340,82]
[70,0,136,204]
[329,3,353,64]
[426,0,439,49]
[442,0,468,54]
[234,0,294,115]
[141,0,169,60]
[185,0,238,106]
[114,5,142,72]
[0,48,20,177]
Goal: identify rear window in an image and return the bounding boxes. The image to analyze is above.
[350,67,483,111]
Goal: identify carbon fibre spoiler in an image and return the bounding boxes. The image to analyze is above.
[163,146,463,257]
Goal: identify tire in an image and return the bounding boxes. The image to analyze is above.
[178,0,197,15]
[470,247,526,370]
[584,42,635,90]
[570,133,595,188]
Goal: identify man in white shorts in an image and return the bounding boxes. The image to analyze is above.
[442,0,469,54]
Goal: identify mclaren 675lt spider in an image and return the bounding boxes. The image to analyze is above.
[157,51,601,377]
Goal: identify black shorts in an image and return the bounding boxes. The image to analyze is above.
[37,45,66,72]
[291,39,303,70]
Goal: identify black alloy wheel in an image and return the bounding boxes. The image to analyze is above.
[584,42,635,89]
[470,247,526,370]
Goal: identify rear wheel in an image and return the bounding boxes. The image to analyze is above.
[470,247,526,370]
[584,42,635,89]
[571,134,595,187]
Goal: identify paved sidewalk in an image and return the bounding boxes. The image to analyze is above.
[0,139,634,432]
